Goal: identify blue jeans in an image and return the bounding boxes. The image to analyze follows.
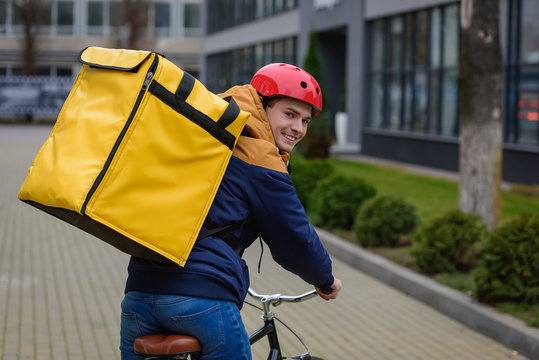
[120,292,252,360]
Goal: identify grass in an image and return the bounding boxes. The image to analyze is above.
[497,303,539,328]
[318,156,539,327]
[330,158,539,223]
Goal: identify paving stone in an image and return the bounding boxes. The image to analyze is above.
[0,125,531,359]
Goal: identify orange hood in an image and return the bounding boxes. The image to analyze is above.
[219,85,289,173]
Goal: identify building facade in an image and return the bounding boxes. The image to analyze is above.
[0,0,201,118]
[200,0,538,184]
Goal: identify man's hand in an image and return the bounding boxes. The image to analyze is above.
[316,278,342,301]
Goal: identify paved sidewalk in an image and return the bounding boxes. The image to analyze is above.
[0,124,532,359]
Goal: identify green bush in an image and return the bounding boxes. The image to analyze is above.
[310,174,376,230]
[301,111,333,159]
[354,195,419,247]
[290,157,334,211]
[410,210,485,274]
[475,212,539,304]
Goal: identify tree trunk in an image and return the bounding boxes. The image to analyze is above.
[124,0,147,49]
[14,0,40,75]
[458,0,503,229]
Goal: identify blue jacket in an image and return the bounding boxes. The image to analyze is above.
[125,85,334,308]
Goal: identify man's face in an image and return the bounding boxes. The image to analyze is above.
[266,97,312,153]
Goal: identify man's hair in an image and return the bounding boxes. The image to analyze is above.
[264,96,283,109]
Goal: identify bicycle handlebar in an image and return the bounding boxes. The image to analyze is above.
[247,288,318,307]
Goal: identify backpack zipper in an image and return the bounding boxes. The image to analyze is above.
[81,55,159,215]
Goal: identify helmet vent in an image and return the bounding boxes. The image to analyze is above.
[316,87,320,94]
[300,81,308,89]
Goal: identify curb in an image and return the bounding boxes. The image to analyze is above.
[317,228,539,360]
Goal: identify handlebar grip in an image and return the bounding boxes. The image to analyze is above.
[321,287,333,295]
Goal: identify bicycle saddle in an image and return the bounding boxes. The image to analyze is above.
[134,334,201,356]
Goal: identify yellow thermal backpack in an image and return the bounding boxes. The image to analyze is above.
[18,46,250,266]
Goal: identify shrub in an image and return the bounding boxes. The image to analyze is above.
[354,195,419,247]
[290,157,334,211]
[475,212,539,304]
[310,174,376,230]
[410,210,485,274]
[301,111,333,159]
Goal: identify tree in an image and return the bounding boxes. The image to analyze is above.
[301,32,332,159]
[13,0,48,75]
[123,0,148,49]
[458,0,503,229]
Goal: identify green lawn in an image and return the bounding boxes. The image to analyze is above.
[330,158,539,223]
[323,157,539,327]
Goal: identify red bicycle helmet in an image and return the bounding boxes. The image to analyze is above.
[250,63,322,116]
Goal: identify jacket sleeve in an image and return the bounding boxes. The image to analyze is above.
[244,165,334,290]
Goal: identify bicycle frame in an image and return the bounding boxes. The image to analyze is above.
[246,288,320,360]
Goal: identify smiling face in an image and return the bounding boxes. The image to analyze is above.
[265,96,312,153]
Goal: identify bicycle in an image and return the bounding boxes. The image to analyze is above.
[133,288,324,360]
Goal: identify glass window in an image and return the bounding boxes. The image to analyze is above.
[207,0,296,32]
[264,42,272,64]
[184,3,199,28]
[12,3,23,26]
[274,0,284,13]
[369,74,384,128]
[367,5,461,136]
[390,17,403,69]
[440,69,458,136]
[413,71,428,131]
[403,14,414,68]
[403,73,414,130]
[264,0,273,16]
[415,11,428,67]
[256,0,264,18]
[40,2,52,27]
[370,20,385,71]
[254,44,264,70]
[285,0,297,11]
[430,8,441,68]
[517,66,539,144]
[241,46,254,84]
[0,1,6,31]
[273,40,284,62]
[88,1,103,35]
[443,5,459,66]
[520,0,539,64]
[57,1,74,34]
[110,1,123,27]
[205,36,295,92]
[12,2,51,31]
[428,71,440,133]
[184,3,200,37]
[389,74,402,130]
[283,37,296,65]
[240,0,255,23]
[155,2,170,37]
